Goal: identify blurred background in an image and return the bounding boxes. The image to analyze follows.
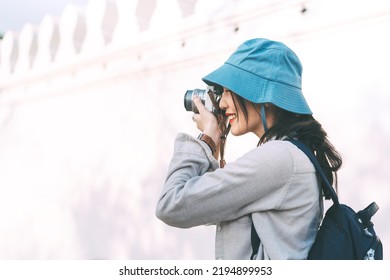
[0,0,389,259]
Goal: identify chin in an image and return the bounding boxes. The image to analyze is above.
[230,129,245,137]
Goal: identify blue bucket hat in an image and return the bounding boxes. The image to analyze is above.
[202,38,312,114]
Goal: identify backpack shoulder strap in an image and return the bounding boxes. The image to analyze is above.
[286,139,339,205]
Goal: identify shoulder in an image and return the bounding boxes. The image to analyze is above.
[246,140,315,174]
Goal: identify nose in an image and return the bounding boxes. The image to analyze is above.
[219,92,228,110]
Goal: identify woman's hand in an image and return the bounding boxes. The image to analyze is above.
[192,95,221,146]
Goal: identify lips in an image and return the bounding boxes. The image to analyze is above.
[226,113,237,124]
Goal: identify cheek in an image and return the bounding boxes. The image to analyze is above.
[247,117,261,132]
[234,114,250,134]
[246,108,262,131]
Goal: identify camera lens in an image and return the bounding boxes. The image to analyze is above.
[184,90,194,112]
[183,89,206,113]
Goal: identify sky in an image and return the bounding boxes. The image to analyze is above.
[0,0,90,34]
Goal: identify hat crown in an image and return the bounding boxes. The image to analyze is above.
[226,39,302,89]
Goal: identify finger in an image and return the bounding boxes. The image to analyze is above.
[192,114,199,122]
[192,114,204,131]
[192,95,209,115]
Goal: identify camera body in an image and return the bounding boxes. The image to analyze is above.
[184,86,223,115]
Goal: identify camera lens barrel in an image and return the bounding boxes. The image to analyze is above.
[184,89,207,113]
[184,90,195,112]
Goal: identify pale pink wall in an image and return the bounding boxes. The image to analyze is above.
[0,0,389,259]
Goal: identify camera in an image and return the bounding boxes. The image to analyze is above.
[184,86,223,115]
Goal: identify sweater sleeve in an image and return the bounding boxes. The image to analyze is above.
[155,133,296,228]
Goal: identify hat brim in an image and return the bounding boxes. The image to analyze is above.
[202,63,312,115]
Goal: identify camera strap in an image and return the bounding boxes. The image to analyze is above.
[219,123,230,168]
[205,88,231,168]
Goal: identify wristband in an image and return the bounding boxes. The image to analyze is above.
[197,133,217,153]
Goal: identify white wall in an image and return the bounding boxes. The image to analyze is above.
[0,0,389,259]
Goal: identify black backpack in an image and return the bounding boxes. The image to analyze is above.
[251,139,383,260]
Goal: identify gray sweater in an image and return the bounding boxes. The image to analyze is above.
[156,133,322,259]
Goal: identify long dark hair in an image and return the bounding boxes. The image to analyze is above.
[231,93,342,199]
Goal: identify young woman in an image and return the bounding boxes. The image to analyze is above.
[156,38,342,259]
